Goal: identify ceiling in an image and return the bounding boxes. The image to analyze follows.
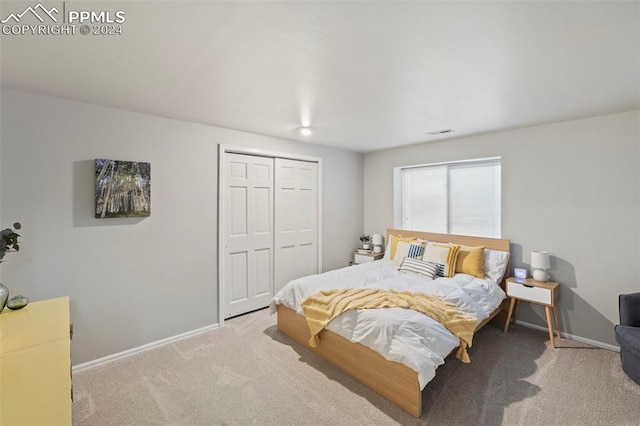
[1,1,639,152]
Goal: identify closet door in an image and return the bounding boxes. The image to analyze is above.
[274,158,319,293]
[223,153,274,318]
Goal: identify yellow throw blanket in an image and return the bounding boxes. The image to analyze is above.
[301,288,479,363]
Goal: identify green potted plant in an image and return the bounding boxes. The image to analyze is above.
[0,223,27,312]
[0,222,21,262]
[360,234,372,250]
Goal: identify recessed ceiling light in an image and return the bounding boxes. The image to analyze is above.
[297,127,313,136]
[426,129,455,136]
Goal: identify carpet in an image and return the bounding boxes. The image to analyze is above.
[72,308,640,425]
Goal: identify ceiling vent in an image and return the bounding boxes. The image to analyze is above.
[426,129,454,136]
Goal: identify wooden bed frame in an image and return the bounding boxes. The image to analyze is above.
[276,229,510,418]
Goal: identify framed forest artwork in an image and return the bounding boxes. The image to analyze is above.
[95,159,151,218]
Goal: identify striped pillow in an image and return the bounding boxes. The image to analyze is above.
[407,243,425,259]
[398,257,438,279]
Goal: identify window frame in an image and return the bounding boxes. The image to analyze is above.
[393,157,501,238]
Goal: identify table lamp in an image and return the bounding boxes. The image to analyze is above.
[372,234,384,254]
[531,251,550,282]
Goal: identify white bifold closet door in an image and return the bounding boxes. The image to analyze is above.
[224,153,274,318]
[222,153,318,319]
[274,158,318,294]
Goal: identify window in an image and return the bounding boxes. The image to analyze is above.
[395,158,501,238]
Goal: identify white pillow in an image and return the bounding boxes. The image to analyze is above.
[383,241,391,260]
[484,249,510,283]
[422,242,460,277]
[392,241,412,265]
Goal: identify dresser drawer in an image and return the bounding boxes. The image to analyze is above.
[507,281,551,305]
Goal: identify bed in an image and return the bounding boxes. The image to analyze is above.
[271,229,510,417]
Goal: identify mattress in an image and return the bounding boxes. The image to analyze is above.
[270,260,506,388]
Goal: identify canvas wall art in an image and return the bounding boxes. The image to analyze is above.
[95,159,151,218]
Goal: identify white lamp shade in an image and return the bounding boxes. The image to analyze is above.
[531,251,550,269]
[372,234,384,245]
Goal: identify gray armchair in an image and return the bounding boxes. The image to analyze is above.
[615,293,640,384]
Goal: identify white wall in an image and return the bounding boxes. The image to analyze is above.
[0,90,3,272]
[0,88,364,364]
[364,110,640,347]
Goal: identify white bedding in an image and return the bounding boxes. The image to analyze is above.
[270,259,506,388]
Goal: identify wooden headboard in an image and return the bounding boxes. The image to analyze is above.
[386,229,510,252]
[386,228,511,287]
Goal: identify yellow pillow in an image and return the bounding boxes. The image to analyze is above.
[423,242,460,277]
[455,245,486,279]
[388,235,416,260]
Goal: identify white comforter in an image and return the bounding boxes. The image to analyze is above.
[270,260,506,388]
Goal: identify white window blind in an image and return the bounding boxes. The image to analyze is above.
[399,158,501,238]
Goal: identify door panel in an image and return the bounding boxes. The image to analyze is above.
[299,189,314,231]
[229,251,248,302]
[229,187,247,236]
[277,245,296,289]
[224,153,274,318]
[254,188,271,234]
[255,248,272,296]
[274,158,319,293]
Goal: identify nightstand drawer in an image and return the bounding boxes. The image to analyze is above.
[507,281,551,305]
[354,253,376,263]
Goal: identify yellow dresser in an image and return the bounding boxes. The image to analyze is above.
[0,297,72,425]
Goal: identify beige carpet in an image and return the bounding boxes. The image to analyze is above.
[72,309,640,425]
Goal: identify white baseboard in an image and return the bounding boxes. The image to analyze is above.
[514,320,620,353]
[72,323,220,373]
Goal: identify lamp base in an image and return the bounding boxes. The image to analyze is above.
[532,269,548,282]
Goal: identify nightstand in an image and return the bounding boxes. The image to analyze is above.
[353,251,383,264]
[504,277,561,348]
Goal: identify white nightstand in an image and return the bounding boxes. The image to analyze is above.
[353,251,383,264]
[504,277,561,348]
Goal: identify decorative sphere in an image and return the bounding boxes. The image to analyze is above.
[7,295,29,310]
